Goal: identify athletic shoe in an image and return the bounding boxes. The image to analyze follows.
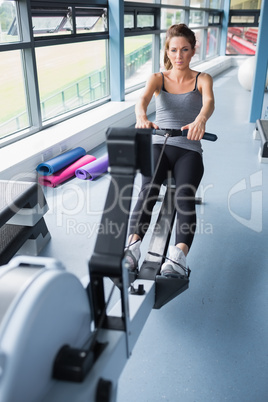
[124,239,141,271]
[160,245,188,277]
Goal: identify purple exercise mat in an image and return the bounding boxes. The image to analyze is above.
[75,154,109,180]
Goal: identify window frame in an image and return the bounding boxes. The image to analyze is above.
[228,9,260,27]
[31,1,108,43]
[124,4,160,34]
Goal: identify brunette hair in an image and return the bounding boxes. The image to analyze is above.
[164,24,196,70]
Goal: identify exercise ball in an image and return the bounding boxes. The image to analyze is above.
[238,56,268,91]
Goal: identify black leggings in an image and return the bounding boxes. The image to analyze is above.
[128,144,204,249]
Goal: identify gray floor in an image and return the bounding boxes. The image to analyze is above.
[40,67,268,402]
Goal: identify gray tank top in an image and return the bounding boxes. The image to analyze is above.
[153,72,203,154]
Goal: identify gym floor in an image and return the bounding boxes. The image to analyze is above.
[40,66,268,402]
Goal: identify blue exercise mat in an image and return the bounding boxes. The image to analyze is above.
[36,147,86,176]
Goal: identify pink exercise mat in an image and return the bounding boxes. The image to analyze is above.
[38,155,96,187]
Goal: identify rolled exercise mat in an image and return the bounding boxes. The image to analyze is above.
[38,155,96,187]
[75,154,109,180]
[36,147,86,176]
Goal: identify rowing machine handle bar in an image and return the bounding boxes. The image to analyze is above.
[153,129,217,142]
[183,129,217,142]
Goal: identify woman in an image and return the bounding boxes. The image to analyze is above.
[125,24,215,276]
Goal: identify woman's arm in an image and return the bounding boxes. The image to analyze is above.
[181,73,215,140]
[135,73,162,129]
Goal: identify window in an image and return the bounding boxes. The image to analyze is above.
[124,13,134,29]
[35,40,109,121]
[160,32,166,71]
[161,0,185,5]
[0,0,20,43]
[190,0,206,7]
[124,6,157,32]
[206,27,219,58]
[161,8,185,30]
[137,13,154,28]
[124,0,155,3]
[33,3,109,122]
[209,12,221,25]
[189,10,205,27]
[31,6,73,37]
[125,34,153,90]
[230,0,262,10]
[191,29,203,63]
[0,50,29,138]
[227,27,258,55]
[1,0,223,145]
[0,0,109,143]
[124,5,157,90]
[209,0,222,8]
[31,5,107,38]
[229,10,259,26]
[75,7,107,33]
[227,8,260,55]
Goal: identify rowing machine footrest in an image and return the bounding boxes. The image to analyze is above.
[154,274,189,309]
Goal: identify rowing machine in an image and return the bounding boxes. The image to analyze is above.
[0,127,217,402]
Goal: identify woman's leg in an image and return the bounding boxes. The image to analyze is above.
[125,144,170,270]
[128,144,170,242]
[161,148,204,277]
[173,150,204,252]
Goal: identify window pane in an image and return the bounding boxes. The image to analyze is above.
[124,14,134,29]
[230,15,255,24]
[209,0,222,8]
[160,32,166,71]
[137,14,154,28]
[230,0,262,10]
[32,6,73,37]
[206,27,219,58]
[124,0,155,3]
[190,0,206,7]
[125,35,153,90]
[189,10,205,27]
[0,50,29,139]
[32,16,72,37]
[75,7,107,34]
[0,0,20,43]
[35,41,109,122]
[161,0,185,5]
[161,8,185,30]
[226,27,257,55]
[191,29,203,63]
[209,12,221,24]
